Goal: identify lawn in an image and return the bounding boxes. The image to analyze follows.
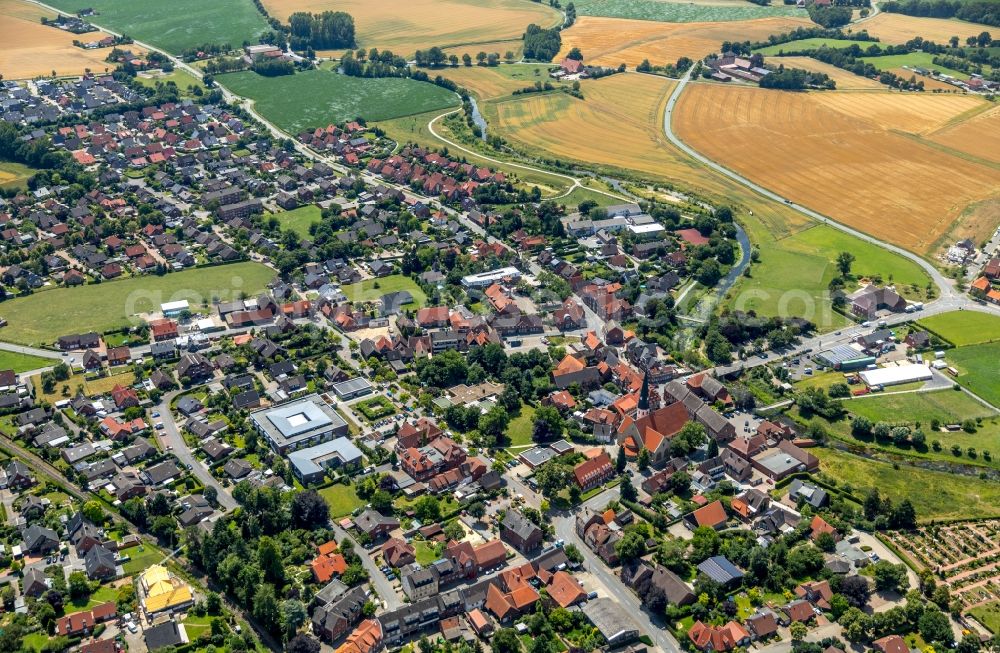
[556,187,627,211]
[970,601,1000,634]
[413,540,444,566]
[571,0,804,22]
[274,205,322,239]
[859,51,977,80]
[917,311,1000,346]
[755,38,868,55]
[340,274,427,308]
[135,69,205,95]
[505,404,536,449]
[69,584,119,610]
[0,160,36,190]
[45,0,269,54]
[121,542,169,575]
[947,342,1000,408]
[814,447,1000,521]
[0,350,55,373]
[182,612,225,639]
[32,369,136,405]
[217,69,460,134]
[0,262,273,346]
[318,483,365,518]
[22,633,48,653]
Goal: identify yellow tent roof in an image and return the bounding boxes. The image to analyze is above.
[144,585,193,613]
[142,564,170,587]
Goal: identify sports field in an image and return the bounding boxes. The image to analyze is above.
[947,342,1000,408]
[45,0,268,54]
[570,0,805,22]
[558,15,812,68]
[763,56,886,89]
[815,448,1000,521]
[0,262,274,346]
[674,83,1000,254]
[0,0,139,79]
[860,12,991,45]
[274,205,322,239]
[340,275,427,308]
[219,70,459,134]
[754,38,864,56]
[260,0,560,56]
[917,311,1000,346]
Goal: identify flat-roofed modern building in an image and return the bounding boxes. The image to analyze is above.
[251,394,349,454]
[331,377,374,401]
[288,438,363,484]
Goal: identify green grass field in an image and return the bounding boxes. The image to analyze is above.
[273,205,322,239]
[0,160,36,191]
[0,262,273,346]
[340,274,427,308]
[947,342,1000,408]
[135,69,205,95]
[571,0,804,21]
[45,0,269,54]
[218,70,460,134]
[22,633,49,653]
[971,601,1000,634]
[414,540,443,566]
[918,311,1000,346]
[815,447,1000,521]
[0,350,56,373]
[69,584,119,610]
[121,543,169,575]
[828,389,1000,465]
[318,483,365,518]
[755,38,867,55]
[859,51,975,80]
[506,404,537,449]
[732,224,931,331]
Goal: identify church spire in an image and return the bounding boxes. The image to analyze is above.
[637,370,650,415]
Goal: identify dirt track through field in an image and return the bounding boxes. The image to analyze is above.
[673,83,1000,254]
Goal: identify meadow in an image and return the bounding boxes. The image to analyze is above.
[754,38,867,55]
[0,351,57,373]
[815,447,1000,521]
[0,262,273,346]
[318,483,364,517]
[45,0,269,54]
[260,0,560,56]
[674,83,1000,255]
[134,69,205,95]
[218,70,459,134]
[340,275,427,308]
[0,160,36,191]
[557,15,812,68]
[859,51,976,80]
[273,205,322,239]
[442,64,568,101]
[0,0,136,79]
[917,310,1000,346]
[947,342,1000,408]
[569,0,805,22]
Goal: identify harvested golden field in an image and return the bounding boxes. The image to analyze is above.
[442,65,558,100]
[558,15,812,68]
[674,83,1000,253]
[0,0,137,79]
[442,40,523,61]
[810,91,986,134]
[858,13,988,45]
[260,0,559,56]
[771,56,885,90]
[927,105,1000,165]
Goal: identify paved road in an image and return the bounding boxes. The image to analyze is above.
[662,68,962,303]
[330,522,403,610]
[551,486,684,653]
[154,390,238,511]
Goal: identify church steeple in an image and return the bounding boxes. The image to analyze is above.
[637,370,650,417]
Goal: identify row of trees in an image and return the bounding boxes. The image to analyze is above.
[759,65,836,89]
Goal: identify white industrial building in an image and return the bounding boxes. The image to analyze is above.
[859,364,932,388]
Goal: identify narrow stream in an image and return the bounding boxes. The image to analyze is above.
[469,97,487,141]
